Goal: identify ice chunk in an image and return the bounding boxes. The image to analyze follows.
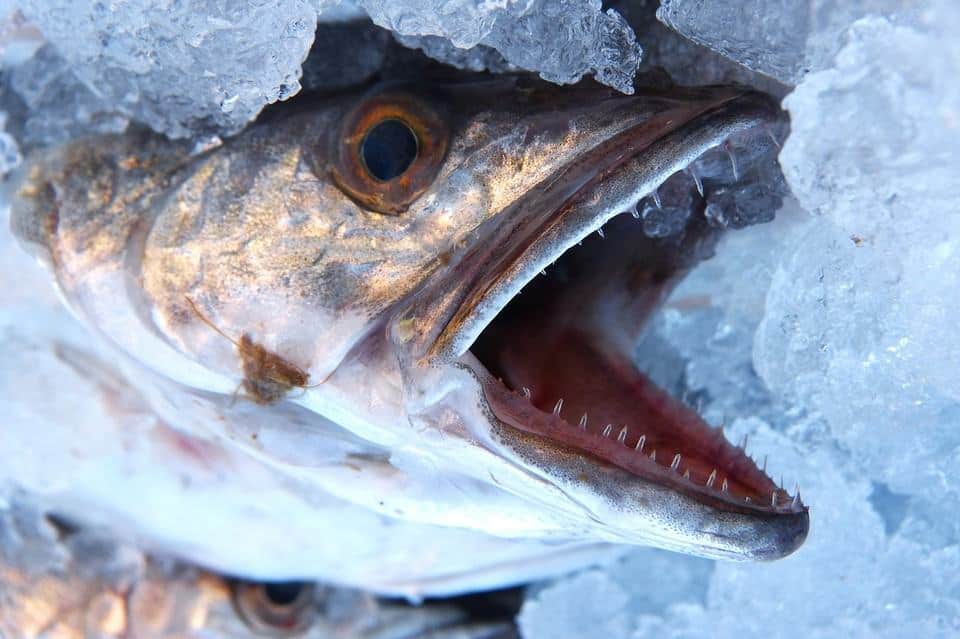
[5,0,640,143]
[6,45,129,146]
[759,1,960,499]
[392,34,513,74]
[301,20,391,91]
[0,110,20,175]
[657,0,810,83]
[519,549,713,639]
[656,0,908,84]
[518,570,632,639]
[605,0,788,96]
[362,0,642,93]
[16,0,318,140]
[703,179,783,230]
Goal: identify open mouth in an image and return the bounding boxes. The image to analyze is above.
[453,90,803,518]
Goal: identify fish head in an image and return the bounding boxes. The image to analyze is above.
[12,75,807,564]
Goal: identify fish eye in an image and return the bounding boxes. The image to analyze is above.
[361,118,419,181]
[233,580,315,635]
[331,91,448,215]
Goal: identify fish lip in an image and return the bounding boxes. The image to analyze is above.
[711,506,810,561]
[413,87,785,364]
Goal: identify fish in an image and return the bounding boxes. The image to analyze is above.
[0,496,517,638]
[8,73,808,596]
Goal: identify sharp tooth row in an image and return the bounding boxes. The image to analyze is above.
[519,389,801,509]
[536,125,788,289]
[686,167,704,196]
[723,141,740,180]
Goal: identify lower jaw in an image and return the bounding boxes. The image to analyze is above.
[467,319,794,515]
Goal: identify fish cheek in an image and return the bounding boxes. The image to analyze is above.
[330,91,449,215]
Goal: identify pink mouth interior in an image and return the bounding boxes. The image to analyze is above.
[470,215,799,513]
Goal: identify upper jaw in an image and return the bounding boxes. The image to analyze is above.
[396,87,786,366]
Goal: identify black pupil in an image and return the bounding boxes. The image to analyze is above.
[263,582,303,606]
[361,119,418,181]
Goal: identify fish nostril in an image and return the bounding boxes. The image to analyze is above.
[361,118,419,181]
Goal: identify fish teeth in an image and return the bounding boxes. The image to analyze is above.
[635,434,645,452]
[597,228,605,239]
[686,167,704,196]
[617,426,628,444]
[649,449,657,462]
[652,189,662,209]
[683,469,690,480]
[602,424,613,438]
[724,141,739,180]
[670,453,681,470]
[721,478,729,493]
[579,413,588,429]
[553,399,563,416]
[706,469,717,488]
[522,387,531,399]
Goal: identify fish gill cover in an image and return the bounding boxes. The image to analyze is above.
[0,0,958,638]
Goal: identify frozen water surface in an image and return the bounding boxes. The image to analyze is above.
[1,0,958,636]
